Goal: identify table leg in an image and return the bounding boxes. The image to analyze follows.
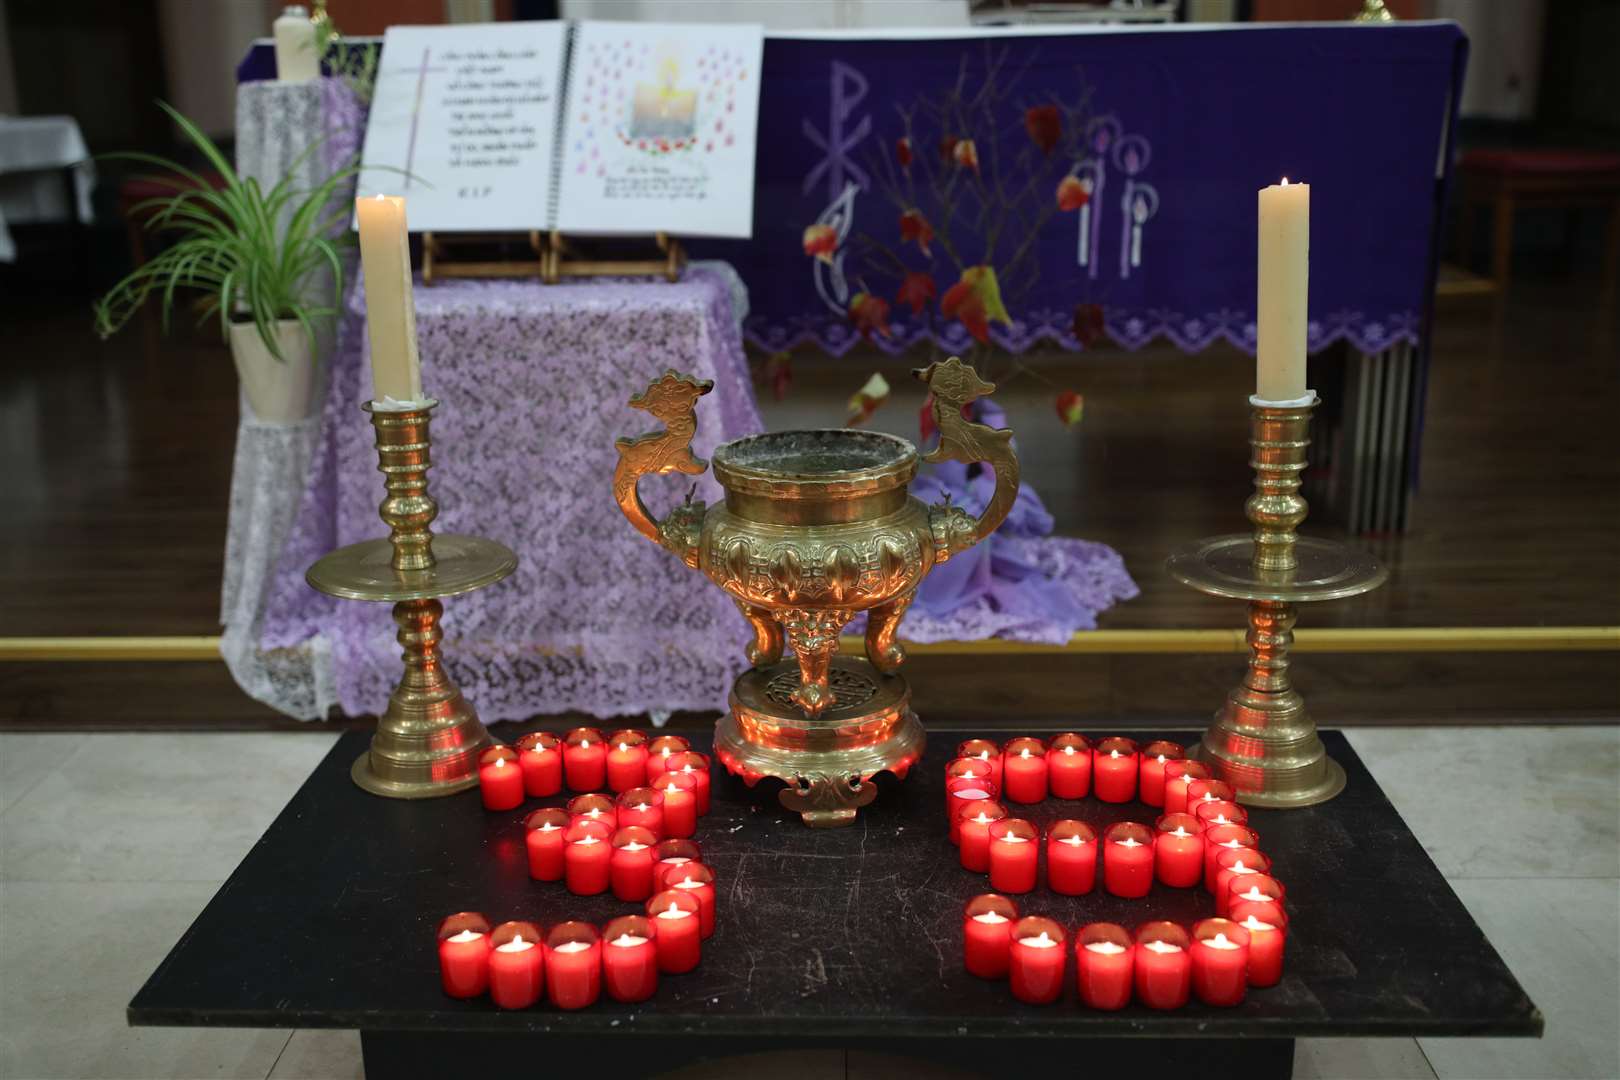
[360,1030,1296,1079]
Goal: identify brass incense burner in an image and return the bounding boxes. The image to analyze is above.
[613,357,1020,826]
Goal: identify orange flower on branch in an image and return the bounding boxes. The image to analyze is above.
[849,291,891,340]
[802,223,837,264]
[896,271,936,316]
[940,265,1011,344]
[1072,302,1105,347]
[847,372,891,426]
[1025,105,1061,156]
[1057,175,1089,212]
[898,209,934,256]
[952,138,980,173]
[1056,390,1085,427]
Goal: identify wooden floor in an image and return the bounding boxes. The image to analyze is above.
[1,262,1616,727]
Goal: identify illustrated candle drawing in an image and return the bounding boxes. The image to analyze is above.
[647,889,702,974]
[1009,917,1067,1005]
[605,730,650,793]
[660,861,717,939]
[523,807,570,881]
[602,915,659,1003]
[962,894,1019,979]
[1092,736,1139,803]
[1046,733,1092,799]
[1000,738,1048,804]
[667,751,712,816]
[1214,848,1273,917]
[1046,820,1098,896]
[487,921,544,1010]
[436,912,492,999]
[1257,177,1310,402]
[1103,821,1154,898]
[477,747,523,812]
[646,735,690,783]
[1191,918,1251,1006]
[1076,923,1133,1011]
[653,770,698,839]
[1163,760,1211,816]
[945,776,995,845]
[563,727,607,792]
[987,818,1039,894]
[1232,901,1288,987]
[956,739,1003,789]
[515,731,562,797]
[1134,921,1192,1010]
[354,193,423,403]
[563,818,613,896]
[616,786,664,837]
[1153,813,1205,888]
[610,825,659,902]
[1203,824,1260,893]
[544,922,602,1010]
[567,793,617,831]
[1138,740,1184,807]
[957,800,1008,873]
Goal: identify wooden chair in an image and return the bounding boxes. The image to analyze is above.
[1456,148,1620,301]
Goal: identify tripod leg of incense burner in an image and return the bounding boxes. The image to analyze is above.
[777,771,878,828]
[1198,599,1345,808]
[352,597,491,799]
[863,593,912,674]
[735,600,784,668]
[780,609,850,719]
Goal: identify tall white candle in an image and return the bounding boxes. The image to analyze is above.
[355,195,424,404]
[273,5,320,84]
[1256,178,1310,402]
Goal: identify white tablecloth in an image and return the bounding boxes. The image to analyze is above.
[0,115,95,262]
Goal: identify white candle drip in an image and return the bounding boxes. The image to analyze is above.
[1084,940,1127,955]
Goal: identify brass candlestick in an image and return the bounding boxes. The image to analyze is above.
[307,400,517,798]
[1166,393,1387,808]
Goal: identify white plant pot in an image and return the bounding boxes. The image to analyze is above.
[229,319,317,423]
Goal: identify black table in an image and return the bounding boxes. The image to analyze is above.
[130,728,1540,1079]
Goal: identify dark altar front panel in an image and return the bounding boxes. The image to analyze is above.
[129,728,1539,1075]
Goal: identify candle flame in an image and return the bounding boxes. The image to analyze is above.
[1170,827,1190,839]
[1143,939,1182,955]
[1062,745,1075,755]
[1109,749,1121,759]
[493,757,506,768]
[1115,836,1144,848]
[1205,932,1241,950]
[1281,177,1289,185]
[619,742,630,752]
[1240,916,1276,932]
[1239,886,1269,903]
[1019,748,1031,759]
[576,835,600,845]
[972,812,992,824]
[579,738,590,748]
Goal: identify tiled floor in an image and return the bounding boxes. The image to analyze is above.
[1,728,1615,1080]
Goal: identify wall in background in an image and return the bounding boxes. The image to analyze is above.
[559,0,969,30]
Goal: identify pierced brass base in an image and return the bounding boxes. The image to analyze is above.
[715,657,926,827]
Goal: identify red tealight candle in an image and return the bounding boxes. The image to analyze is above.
[436,912,492,999]
[659,861,717,939]
[1202,824,1260,894]
[1231,901,1289,987]
[567,793,617,831]
[1133,921,1192,1010]
[1045,820,1098,896]
[523,807,570,881]
[654,837,702,871]
[602,914,659,1003]
[1009,916,1067,1005]
[605,729,650,794]
[1092,736,1139,803]
[544,921,601,1010]
[999,738,1048,804]
[945,776,997,844]
[563,818,613,896]
[487,920,544,1010]
[1214,848,1273,916]
[1075,922,1133,1011]
[652,770,698,838]
[1162,760,1211,816]
[945,757,998,815]
[962,894,1018,979]
[1186,778,1236,822]
[645,735,691,784]
[477,747,523,812]
[956,739,1003,789]
[1153,812,1205,889]
[562,726,607,792]
[647,889,702,974]
[1137,740,1184,808]
[1103,821,1154,898]
[1227,872,1287,914]
[1191,918,1251,1006]
[515,731,563,797]
[616,786,665,837]
[957,800,1008,873]
[610,825,659,902]
[666,751,712,816]
[987,818,1039,894]
[1046,733,1093,799]
[1194,799,1248,832]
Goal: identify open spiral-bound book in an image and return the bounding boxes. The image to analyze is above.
[356,20,764,239]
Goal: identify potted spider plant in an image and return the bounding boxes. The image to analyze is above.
[94,101,357,422]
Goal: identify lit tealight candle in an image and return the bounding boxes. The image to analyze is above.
[998,833,1031,844]
[1084,940,1127,955]
[971,911,1008,924]
[1115,836,1143,848]
[1059,834,1084,846]
[496,935,534,953]
[1009,917,1067,1003]
[1203,932,1240,950]
[487,924,544,1010]
[656,904,693,920]
[1020,931,1059,949]
[611,933,649,947]
[552,940,592,953]
[447,929,482,944]
[1143,939,1182,955]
